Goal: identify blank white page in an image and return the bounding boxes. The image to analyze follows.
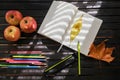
[37,1,78,43]
[63,10,103,55]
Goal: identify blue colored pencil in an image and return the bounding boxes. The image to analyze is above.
[0,64,44,68]
[7,65,41,68]
[13,58,47,62]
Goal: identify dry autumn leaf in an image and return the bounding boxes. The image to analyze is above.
[88,40,115,63]
[102,47,115,62]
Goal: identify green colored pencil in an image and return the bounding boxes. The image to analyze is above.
[77,41,81,75]
[12,55,46,58]
[45,55,72,73]
[0,64,27,67]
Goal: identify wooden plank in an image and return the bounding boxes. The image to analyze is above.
[0,10,48,17]
[1,15,120,23]
[0,1,120,9]
[0,1,119,10]
[0,3,51,10]
[1,9,120,18]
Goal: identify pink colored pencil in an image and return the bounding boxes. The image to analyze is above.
[10,51,42,54]
[6,59,46,65]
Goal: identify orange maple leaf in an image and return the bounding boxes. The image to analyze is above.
[88,40,115,63]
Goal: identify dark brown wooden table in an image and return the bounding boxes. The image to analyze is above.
[0,0,120,80]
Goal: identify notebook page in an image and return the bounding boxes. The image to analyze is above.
[63,10,103,55]
[37,1,78,43]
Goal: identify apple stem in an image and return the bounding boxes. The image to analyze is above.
[24,20,28,24]
[9,29,12,32]
[10,15,14,19]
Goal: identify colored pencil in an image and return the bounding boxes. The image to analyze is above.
[0,58,10,61]
[10,51,42,54]
[12,54,42,56]
[7,66,42,68]
[12,55,46,58]
[6,59,45,65]
[13,58,47,62]
[0,64,42,68]
[77,41,81,75]
[0,58,46,61]
[45,55,72,73]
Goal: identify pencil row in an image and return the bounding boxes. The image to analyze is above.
[0,51,47,68]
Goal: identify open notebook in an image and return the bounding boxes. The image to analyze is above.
[37,1,103,56]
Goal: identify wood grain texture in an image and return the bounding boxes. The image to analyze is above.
[0,0,120,80]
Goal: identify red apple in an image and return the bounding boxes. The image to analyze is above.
[4,26,21,41]
[20,16,37,33]
[5,10,23,25]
